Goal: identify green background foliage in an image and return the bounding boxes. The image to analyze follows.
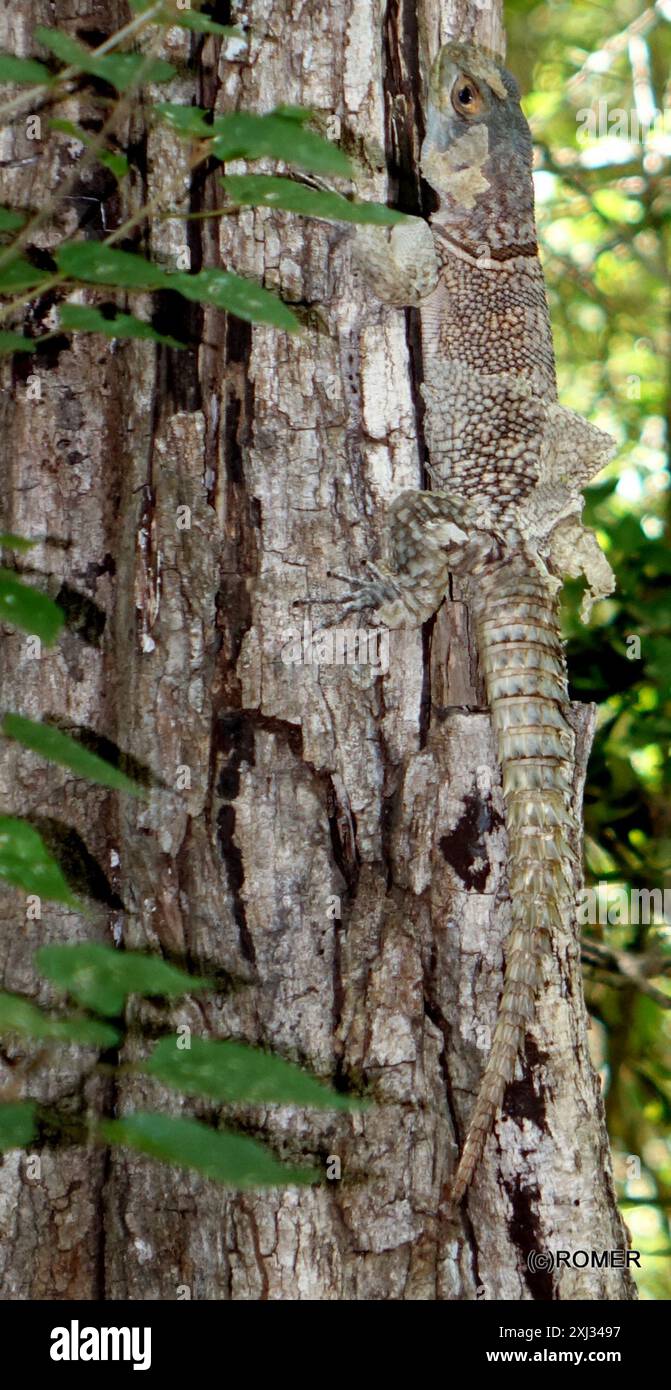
[508,0,671,1299]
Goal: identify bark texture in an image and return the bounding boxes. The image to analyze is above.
[0,0,635,1299]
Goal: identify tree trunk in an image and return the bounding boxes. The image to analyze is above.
[0,0,635,1300]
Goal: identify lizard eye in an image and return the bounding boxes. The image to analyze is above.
[451,76,483,117]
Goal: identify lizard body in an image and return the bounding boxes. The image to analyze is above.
[338,43,616,1205]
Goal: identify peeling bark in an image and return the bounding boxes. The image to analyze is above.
[0,0,635,1300]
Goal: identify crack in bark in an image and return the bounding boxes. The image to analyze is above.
[422,984,483,1293]
[216,801,256,965]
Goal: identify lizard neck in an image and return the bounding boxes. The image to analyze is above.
[420,242,558,401]
[431,220,538,263]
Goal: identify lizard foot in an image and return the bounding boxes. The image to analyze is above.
[294,563,399,630]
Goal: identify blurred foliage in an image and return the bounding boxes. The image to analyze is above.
[508,0,671,1299]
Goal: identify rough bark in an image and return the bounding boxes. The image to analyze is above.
[0,0,635,1300]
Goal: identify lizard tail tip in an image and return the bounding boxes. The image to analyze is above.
[445,1153,477,1210]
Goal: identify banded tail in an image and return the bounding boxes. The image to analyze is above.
[448,557,578,1205]
[325,487,589,1206]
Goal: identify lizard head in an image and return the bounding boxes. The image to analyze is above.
[421,42,537,256]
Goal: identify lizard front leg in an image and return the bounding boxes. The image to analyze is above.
[331,490,499,628]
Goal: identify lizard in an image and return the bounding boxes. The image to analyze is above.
[329,42,616,1206]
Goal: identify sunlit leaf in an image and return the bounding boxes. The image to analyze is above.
[145,1035,366,1109]
[170,268,299,331]
[1,714,147,797]
[240,119,347,176]
[152,102,213,137]
[0,818,79,906]
[100,1111,319,1186]
[56,243,169,289]
[211,114,350,175]
[36,943,208,1016]
[156,105,350,175]
[222,174,406,224]
[0,571,64,643]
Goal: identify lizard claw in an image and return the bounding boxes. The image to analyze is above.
[293,563,399,631]
[325,564,402,623]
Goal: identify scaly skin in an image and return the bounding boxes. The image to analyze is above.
[454,558,577,1203]
[336,42,616,1205]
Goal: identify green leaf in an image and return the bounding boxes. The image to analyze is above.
[153,102,213,138]
[0,257,49,292]
[54,1015,120,1046]
[145,1035,366,1109]
[0,993,119,1047]
[0,818,79,907]
[170,268,299,331]
[222,174,407,225]
[172,13,241,37]
[56,247,298,332]
[0,207,26,231]
[272,106,312,123]
[0,331,38,355]
[0,54,51,84]
[0,1101,36,1153]
[33,29,91,65]
[35,29,176,92]
[60,303,186,348]
[155,106,350,176]
[1,714,148,797]
[211,115,350,176]
[35,944,209,1016]
[50,117,86,139]
[56,243,169,290]
[0,570,64,643]
[100,1112,318,1187]
[128,0,245,38]
[87,52,176,92]
[0,534,39,552]
[97,149,130,181]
